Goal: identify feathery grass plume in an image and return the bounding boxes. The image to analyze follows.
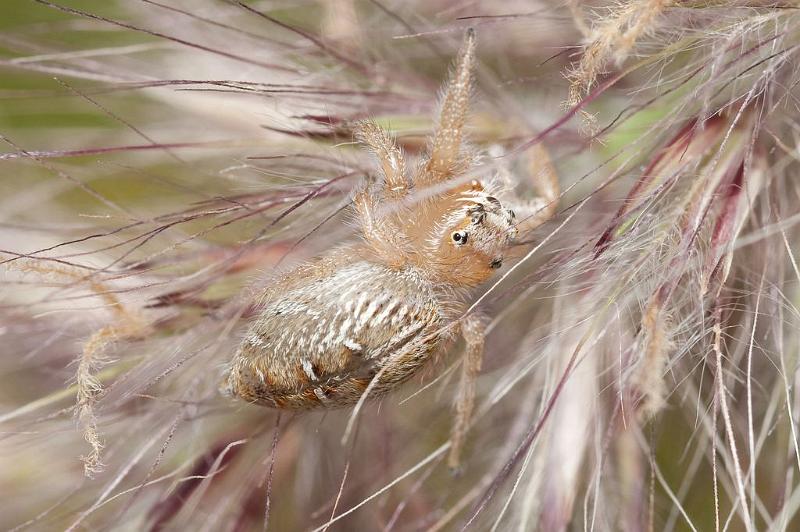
[4,0,800,530]
[75,308,146,478]
[630,290,673,418]
[13,260,147,477]
[565,0,671,129]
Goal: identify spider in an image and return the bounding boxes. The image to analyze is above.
[221,29,559,469]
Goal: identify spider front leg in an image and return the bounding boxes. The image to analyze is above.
[448,313,486,471]
[421,29,476,185]
[354,120,410,199]
[506,143,560,238]
[352,185,412,269]
[352,121,415,267]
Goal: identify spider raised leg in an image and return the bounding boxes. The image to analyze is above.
[423,27,476,182]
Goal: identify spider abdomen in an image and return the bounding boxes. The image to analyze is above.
[223,258,450,409]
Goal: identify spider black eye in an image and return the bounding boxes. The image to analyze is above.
[490,258,503,269]
[468,204,486,224]
[451,231,468,245]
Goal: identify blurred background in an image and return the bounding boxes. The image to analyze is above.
[2,1,800,530]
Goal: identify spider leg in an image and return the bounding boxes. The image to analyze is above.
[448,313,485,471]
[354,120,410,199]
[352,186,412,268]
[420,29,476,185]
[351,121,416,266]
[506,143,560,238]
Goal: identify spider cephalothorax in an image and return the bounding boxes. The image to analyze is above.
[423,185,519,286]
[222,29,558,469]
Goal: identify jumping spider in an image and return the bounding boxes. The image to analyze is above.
[222,29,559,469]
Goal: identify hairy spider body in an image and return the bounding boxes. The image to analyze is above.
[224,249,455,409]
[222,29,558,468]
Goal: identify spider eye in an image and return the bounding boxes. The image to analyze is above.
[451,231,469,245]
